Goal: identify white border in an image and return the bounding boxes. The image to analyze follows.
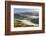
[11,5,42,31]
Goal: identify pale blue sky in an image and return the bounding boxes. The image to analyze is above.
[14,8,39,14]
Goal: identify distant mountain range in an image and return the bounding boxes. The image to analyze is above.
[14,12,38,16]
[20,12,32,15]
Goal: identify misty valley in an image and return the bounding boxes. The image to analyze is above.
[14,12,39,27]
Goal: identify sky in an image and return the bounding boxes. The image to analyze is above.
[14,8,39,14]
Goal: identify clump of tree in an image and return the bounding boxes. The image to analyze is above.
[31,18,39,24]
